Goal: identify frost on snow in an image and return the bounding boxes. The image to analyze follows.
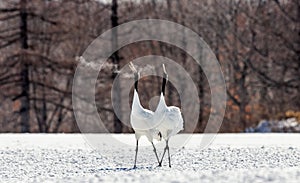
[0,134,300,183]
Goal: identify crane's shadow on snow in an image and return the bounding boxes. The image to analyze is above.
[97,166,157,172]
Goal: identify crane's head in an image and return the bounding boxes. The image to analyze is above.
[161,64,168,96]
[162,64,168,82]
[129,62,140,81]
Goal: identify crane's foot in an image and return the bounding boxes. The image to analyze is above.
[133,165,137,169]
[158,163,162,167]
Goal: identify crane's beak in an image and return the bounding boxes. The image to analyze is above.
[162,64,167,74]
[129,62,137,73]
[162,64,168,80]
[129,62,140,81]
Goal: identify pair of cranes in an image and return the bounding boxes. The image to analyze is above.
[129,62,184,168]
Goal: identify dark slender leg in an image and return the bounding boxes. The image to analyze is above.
[167,140,171,167]
[151,142,160,165]
[159,140,169,166]
[133,140,138,168]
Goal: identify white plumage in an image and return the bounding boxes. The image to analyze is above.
[131,89,161,141]
[155,93,184,140]
[156,64,184,167]
[129,63,161,169]
[129,62,184,168]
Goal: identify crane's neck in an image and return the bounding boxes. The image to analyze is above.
[162,74,168,96]
[134,73,139,92]
[132,73,141,109]
[134,80,138,92]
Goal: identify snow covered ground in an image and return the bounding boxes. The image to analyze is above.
[1,134,300,182]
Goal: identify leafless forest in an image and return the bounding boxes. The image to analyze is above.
[0,0,299,133]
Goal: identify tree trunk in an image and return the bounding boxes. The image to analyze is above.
[197,43,205,133]
[111,0,122,133]
[20,0,30,132]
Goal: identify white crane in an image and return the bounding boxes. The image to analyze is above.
[155,64,184,167]
[129,62,161,169]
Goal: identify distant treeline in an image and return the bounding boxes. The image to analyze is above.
[0,0,299,132]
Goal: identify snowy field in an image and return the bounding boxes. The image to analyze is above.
[1,134,300,183]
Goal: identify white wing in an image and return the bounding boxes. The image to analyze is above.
[131,109,155,130]
[167,106,184,135]
[130,90,155,130]
[156,105,184,139]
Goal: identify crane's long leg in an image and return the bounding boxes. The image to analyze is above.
[167,140,171,167]
[133,140,138,168]
[151,142,160,165]
[159,139,169,166]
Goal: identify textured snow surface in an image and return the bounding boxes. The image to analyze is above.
[1,134,300,182]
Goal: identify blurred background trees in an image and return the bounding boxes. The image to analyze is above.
[0,0,299,132]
